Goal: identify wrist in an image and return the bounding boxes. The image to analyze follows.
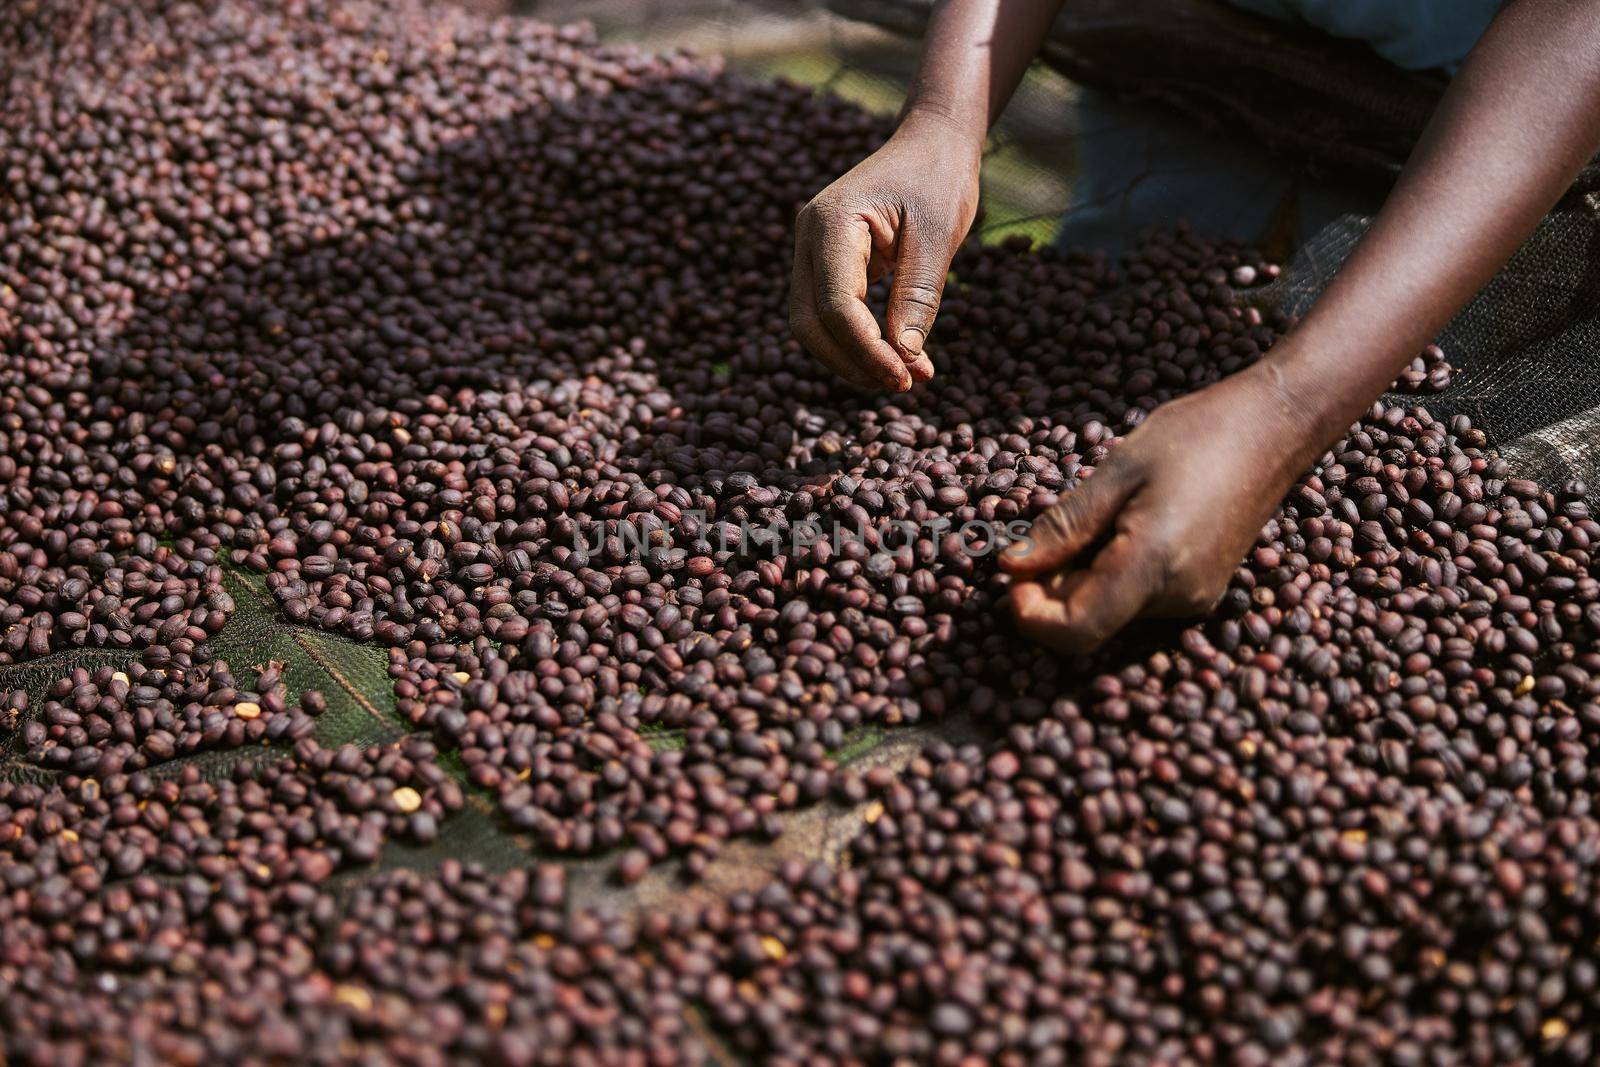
[1233,358,1342,481]
[1252,343,1366,456]
[896,102,985,164]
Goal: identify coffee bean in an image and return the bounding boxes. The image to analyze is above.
[5,1,1600,1063]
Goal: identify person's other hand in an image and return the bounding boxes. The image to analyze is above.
[1001,365,1319,653]
[790,112,981,392]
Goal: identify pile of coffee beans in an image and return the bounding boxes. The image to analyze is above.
[6,0,1600,1062]
[14,657,319,775]
[390,639,836,875]
[2,715,460,882]
[316,861,699,1063]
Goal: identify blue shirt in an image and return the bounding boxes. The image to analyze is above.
[1229,0,1504,71]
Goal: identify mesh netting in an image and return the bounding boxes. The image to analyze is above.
[0,563,545,876]
[1255,200,1600,502]
[0,572,400,774]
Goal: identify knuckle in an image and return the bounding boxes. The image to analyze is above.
[788,305,820,338]
[1031,504,1075,544]
[1150,536,1190,590]
[1054,486,1102,527]
[787,289,808,320]
[802,197,848,232]
[1169,582,1220,616]
[893,279,942,313]
[1155,550,1219,615]
[902,199,951,234]
[1061,620,1109,654]
[815,287,850,312]
[816,290,859,325]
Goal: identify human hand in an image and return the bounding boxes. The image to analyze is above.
[790,111,981,392]
[1000,365,1319,653]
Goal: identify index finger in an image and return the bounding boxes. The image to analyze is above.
[791,250,892,391]
[809,213,913,390]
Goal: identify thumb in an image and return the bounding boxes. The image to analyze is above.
[1002,467,1139,577]
[885,218,954,361]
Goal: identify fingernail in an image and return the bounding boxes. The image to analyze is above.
[897,328,923,357]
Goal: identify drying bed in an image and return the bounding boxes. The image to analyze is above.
[3,1,1600,1063]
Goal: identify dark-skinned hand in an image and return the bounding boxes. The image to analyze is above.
[1000,364,1315,653]
[789,112,980,392]
[789,0,1600,654]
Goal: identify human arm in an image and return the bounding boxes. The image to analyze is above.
[789,0,1066,391]
[1002,0,1600,652]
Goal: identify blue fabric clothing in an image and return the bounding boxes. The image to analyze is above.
[1055,1,1505,254]
[1228,0,1504,72]
[1054,89,1381,257]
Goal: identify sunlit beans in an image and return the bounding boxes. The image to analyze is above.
[4,0,1600,1062]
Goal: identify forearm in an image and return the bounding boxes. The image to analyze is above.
[900,0,1066,144]
[1268,0,1600,452]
